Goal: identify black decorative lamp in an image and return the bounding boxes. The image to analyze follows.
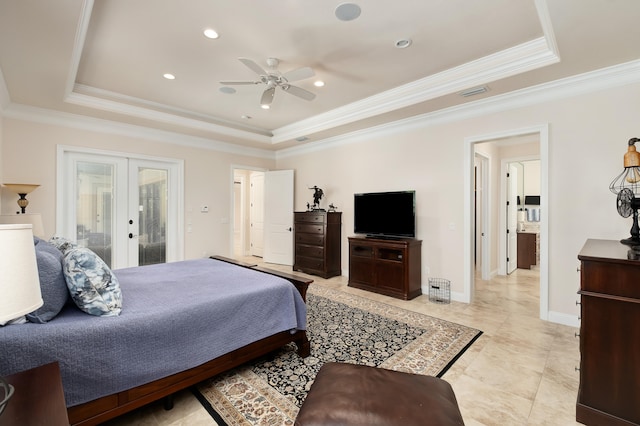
[609,137,640,245]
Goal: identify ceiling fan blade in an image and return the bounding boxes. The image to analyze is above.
[238,57,267,76]
[282,84,316,101]
[281,66,314,83]
[219,80,258,85]
[261,87,276,105]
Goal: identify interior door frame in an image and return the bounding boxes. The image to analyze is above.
[464,124,549,320]
[56,145,184,267]
[475,153,491,281]
[230,165,267,258]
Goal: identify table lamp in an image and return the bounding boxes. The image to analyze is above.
[2,184,40,214]
[0,214,45,238]
[0,224,43,415]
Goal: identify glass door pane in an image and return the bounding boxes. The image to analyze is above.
[137,167,167,266]
[75,161,114,267]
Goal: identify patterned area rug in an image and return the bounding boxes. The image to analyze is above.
[193,285,482,426]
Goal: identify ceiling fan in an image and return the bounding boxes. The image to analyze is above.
[220,57,316,108]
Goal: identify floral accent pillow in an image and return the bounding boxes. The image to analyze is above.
[63,248,122,316]
[49,236,78,254]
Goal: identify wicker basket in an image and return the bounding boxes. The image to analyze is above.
[428,278,451,304]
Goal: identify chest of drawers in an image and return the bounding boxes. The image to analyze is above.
[293,211,341,278]
[577,239,640,425]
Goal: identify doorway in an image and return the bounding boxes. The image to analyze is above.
[464,125,549,320]
[231,167,295,265]
[57,147,184,269]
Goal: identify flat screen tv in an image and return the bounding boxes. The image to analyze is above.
[354,190,416,238]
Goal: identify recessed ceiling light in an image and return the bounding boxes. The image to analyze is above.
[314,81,325,87]
[335,3,361,21]
[241,115,252,120]
[395,39,412,49]
[163,73,176,80]
[261,104,270,110]
[219,86,236,94]
[203,28,219,39]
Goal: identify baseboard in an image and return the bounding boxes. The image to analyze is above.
[548,310,580,328]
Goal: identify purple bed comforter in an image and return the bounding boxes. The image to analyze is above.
[0,258,306,407]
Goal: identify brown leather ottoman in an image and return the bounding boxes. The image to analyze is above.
[295,362,464,426]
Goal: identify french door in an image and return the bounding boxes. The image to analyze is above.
[58,148,183,269]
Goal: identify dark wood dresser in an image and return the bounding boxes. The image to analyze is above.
[348,236,422,300]
[293,211,341,278]
[577,239,640,426]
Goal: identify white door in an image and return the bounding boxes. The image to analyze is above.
[507,164,518,274]
[59,149,182,269]
[250,172,265,257]
[263,170,294,265]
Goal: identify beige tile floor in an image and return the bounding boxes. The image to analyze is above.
[103,261,581,426]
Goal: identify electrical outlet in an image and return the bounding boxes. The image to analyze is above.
[201,206,209,213]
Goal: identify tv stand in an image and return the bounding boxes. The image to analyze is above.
[348,236,422,300]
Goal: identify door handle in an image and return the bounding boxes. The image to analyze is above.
[288,227,292,232]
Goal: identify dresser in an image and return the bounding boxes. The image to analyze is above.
[293,211,341,278]
[576,239,640,426]
[348,236,422,300]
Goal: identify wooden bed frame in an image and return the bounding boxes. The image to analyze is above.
[67,256,312,426]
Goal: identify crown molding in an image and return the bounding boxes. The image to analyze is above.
[276,59,640,159]
[2,103,276,160]
[272,36,559,144]
[66,88,272,144]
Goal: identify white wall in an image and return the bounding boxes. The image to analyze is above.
[276,82,640,322]
[0,118,276,259]
[1,79,638,324]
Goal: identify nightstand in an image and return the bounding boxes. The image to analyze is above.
[0,362,69,426]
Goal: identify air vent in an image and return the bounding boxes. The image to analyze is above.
[459,86,488,97]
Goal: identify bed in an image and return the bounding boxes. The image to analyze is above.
[0,243,311,426]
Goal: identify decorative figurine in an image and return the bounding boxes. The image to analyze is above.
[309,186,324,210]
[328,203,338,212]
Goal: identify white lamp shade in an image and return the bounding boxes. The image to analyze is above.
[0,214,45,238]
[0,224,43,324]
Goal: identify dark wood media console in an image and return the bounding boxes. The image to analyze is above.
[348,236,422,300]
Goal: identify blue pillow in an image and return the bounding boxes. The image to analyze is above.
[63,248,122,316]
[27,238,69,323]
